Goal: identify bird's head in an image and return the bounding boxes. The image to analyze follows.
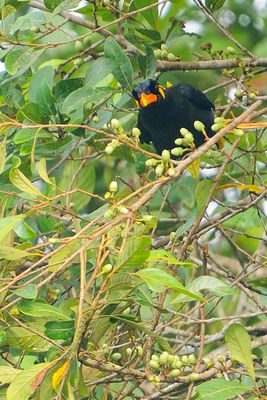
[132,79,166,107]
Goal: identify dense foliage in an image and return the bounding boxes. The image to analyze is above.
[0,0,266,399]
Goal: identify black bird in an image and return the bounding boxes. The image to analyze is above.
[132,79,215,155]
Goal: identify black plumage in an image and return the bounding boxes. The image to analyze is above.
[133,80,215,155]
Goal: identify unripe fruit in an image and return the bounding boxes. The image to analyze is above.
[194,120,205,132]
[109,181,118,192]
[132,127,141,137]
[104,191,111,200]
[188,354,196,364]
[110,118,120,129]
[249,92,256,100]
[203,357,214,367]
[151,354,159,362]
[30,26,39,33]
[189,372,200,381]
[105,145,114,155]
[119,207,129,214]
[75,40,84,51]
[111,352,122,362]
[217,355,225,363]
[214,117,225,124]
[226,46,235,54]
[159,352,168,365]
[167,354,175,364]
[211,123,221,132]
[161,49,168,59]
[155,165,164,177]
[161,43,167,50]
[233,128,244,136]
[149,360,160,370]
[167,52,176,61]
[126,347,132,356]
[170,231,176,241]
[235,89,243,98]
[175,138,184,145]
[145,158,157,167]
[143,214,153,222]
[153,49,161,58]
[168,369,181,377]
[174,360,183,369]
[102,263,113,273]
[161,149,170,161]
[136,346,143,356]
[184,133,194,143]
[168,167,176,177]
[171,147,184,157]
[181,355,188,364]
[180,127,190,137]
[92,115,99,123]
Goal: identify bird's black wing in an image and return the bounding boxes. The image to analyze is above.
[137,113,153,144]
[176,83,215,110]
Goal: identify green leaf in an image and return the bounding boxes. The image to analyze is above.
[4,48,44,78]
[0,215,25,242]
[147,249,196,267]
[84,57,117,87]
[45,320,75,340]
[134,0,158,28]
[138,46,157,78]
[29,66,56,120]
[0,367,21,385]
[10,12,46,33]
[44,0,61,10]
[6,328,50,352]
[54,78,83,105]
[0,138,6,174]
[53,0,80,14]
[38,158,55,186]
[17,104,43,124]
[13,284,38,299]
[115,236,151,271]
[206,0,226,12]
[195,179,213,214]
[48,240,81,271]
[0,245,31,260]
[136,268,204,301]
[62,86,114,115]
[104,37,134,89]
[197,378,252,400]
[18,299,71,321]
[225,323,255,380]
[6,363,50,400]
[9,167,45,198]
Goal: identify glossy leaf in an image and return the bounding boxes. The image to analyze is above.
[197,378,252,400]
[18,300,71,321]
[45,320,75,340]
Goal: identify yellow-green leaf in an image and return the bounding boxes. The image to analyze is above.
[52,360,70,389]
[38,158,55,186]
[217,183,265,193]
[0,138,6,174]
[187,158,200,180]
[9,167,46,198]
[0,245,31,260]
[0,215,25,243]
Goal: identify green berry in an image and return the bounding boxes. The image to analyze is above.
[145,159,157,167]
[249,92,256,100]
[149,360,160,370]
[184,133,194,143]
[30,26,39,33]
[153,49,161,58]
[180,128,190,137]
[104,191,111,200]
[170,231,176,241]
[136,346,143,356]
[189,372,200,381]
[75,40,84,52]
[161,149,170,161]
[110,118,121,129]
[109,180,118,192]
[181,355,188,364]
[203,357,213,367]
[194,120,205,132]
[226,46,235,54]
[175,138,184,145]
[161,49,168,59]
[171,147,184,157]
[174,360,183,369]
[167,52,176,61]
[143,214,153,222]
[161,43,167,50]
[155,165,164,177]
[105,145,114,155]
[168,369,181,377]
[188,354,196,364]
[214,117,225,124]
[119,207,129,215]
[167,354,175,364]
[126,348,132,356]
[235,89,243,98]
[217,355,225,363]
[102,263,113,273]
[159,352,169,365]
[132,127,141,137]
[167,167,176,177]
[111,352,122,362]
[211,123,221,132]
[92,115,99,123]
[233,128,244,136]
[151,354,159,362]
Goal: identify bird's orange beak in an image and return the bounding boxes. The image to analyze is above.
[140,93,158,107]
